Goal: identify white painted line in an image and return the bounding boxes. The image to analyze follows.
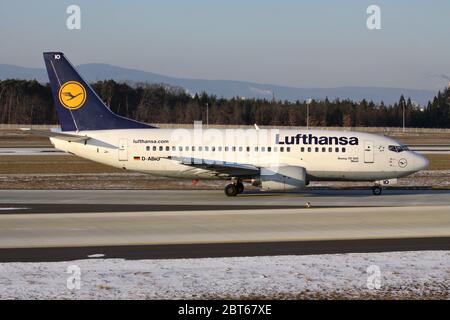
[87,254,105,258]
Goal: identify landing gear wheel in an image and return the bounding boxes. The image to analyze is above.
[372,186,382,196]
[236,182,244,194]
[224,184,238,197]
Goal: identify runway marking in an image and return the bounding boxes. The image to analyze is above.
[87,254,105,258]
[0,207,30,211]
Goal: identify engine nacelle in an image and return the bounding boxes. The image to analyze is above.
[258,166,307,191]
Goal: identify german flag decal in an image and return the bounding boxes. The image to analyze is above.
[133,156,141,161]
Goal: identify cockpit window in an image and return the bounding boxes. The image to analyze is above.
[388,145,409,153]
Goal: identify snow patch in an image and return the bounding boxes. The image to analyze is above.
[0,251,449,299]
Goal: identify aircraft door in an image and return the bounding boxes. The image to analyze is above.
[118,138,128,161]
[364,140,374,163]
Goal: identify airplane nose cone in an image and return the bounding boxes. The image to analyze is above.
[414,153,429,171]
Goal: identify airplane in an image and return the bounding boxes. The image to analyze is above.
[24,52,429,197]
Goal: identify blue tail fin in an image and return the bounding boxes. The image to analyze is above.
[43,52,155,131]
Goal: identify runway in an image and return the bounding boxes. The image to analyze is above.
[0,189,449,262]
[2,188,450,206]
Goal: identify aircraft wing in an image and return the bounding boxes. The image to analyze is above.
[167,155,260,178]
[20,128,90,142]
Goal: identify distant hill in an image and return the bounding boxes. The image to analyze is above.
[0,63,436,105]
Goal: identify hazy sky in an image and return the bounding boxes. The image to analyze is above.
[0,0,449,90]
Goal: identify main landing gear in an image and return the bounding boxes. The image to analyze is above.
[224,181,244,197]
[372,185,383,196]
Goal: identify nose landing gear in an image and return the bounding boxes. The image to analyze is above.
[372,185,383,196]
[236,181,244,194]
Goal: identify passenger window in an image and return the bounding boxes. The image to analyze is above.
[146,146,150,151]
[261,147,265,152]
[280,147,284,152]
[192,146,195,151]
[315,147,319,152]
[255,146,259,152]
[239,146,243,152]
[205,146,209,151]
[328,147,332,152]
[212,147,215,152]
[246,146,250,152]
[335,147,339,152]
[159,146,163,151]
[287,147,291,152]
[268,147,271,152]
[153,146,157,151]
[185,146,189,151]
[322,147,326,152]
[199,146,203,151]
[232,146,236,152]
[307,147,311,152]
[218,146,222,151]
[342,147,346,153]
[273,147,277,152]
[178,146,182,151]
[172,146,176,151]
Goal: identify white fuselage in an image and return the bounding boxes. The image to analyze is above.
[50,128,428,182]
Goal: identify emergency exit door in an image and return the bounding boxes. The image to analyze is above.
[118,139,128,161]
[364,140,374,163]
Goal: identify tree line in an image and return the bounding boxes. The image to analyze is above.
[0,79,449,128]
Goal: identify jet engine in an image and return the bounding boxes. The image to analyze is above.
[255,165,307,191]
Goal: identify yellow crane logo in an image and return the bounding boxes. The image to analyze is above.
[58,81,86,110]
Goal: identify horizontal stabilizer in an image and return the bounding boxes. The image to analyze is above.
[20,128,90,142]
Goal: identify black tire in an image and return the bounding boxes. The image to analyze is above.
[372,186,382,196]
[224,184,238,197]
[236,182,244,194]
